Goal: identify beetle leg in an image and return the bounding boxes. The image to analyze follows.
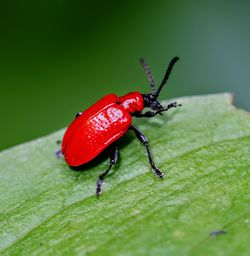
[161,101,182,112]
[130,126,163,178]
[134,102,181,118]
[134,111,157,118]
[55,149,63,159]
[96,146,119,196]
[75,112,82,118]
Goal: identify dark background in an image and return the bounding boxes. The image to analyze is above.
[1,0,250,151]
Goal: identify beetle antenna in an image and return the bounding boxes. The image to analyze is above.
[140,58,157,95]
[154,57,179,98]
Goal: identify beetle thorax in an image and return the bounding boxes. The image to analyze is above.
[119,92,144,114]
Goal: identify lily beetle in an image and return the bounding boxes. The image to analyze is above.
[61,57,180,195]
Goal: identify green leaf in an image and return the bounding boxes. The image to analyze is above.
[1,93,250,256]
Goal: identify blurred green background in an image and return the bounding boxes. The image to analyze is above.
[1,0,250,151]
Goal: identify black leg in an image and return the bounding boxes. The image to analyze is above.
[55,149,63,159]
[130,126,163,178]
[96,146,119,196]
[75,112,82,118]
[134,101,181,118]
[55,141,63,158]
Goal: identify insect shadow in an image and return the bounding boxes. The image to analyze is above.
[70,132,135,174]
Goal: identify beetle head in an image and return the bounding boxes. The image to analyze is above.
[140,57,179,109]
[142,93,164,111]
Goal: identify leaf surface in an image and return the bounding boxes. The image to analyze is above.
[1,94,250,255]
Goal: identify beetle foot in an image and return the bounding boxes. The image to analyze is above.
[153,166,164,178]
[170,102,182,108]
[55,150,63,159]
[96,179,103,196]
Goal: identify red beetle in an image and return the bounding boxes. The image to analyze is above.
[60,57,180,195]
